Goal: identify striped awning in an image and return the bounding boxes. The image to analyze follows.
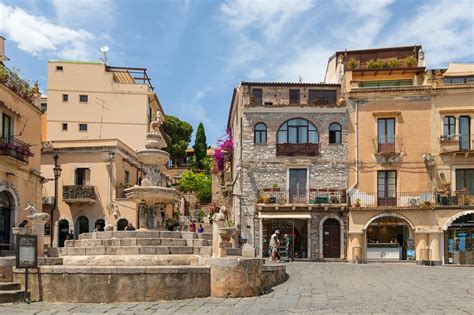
[443,62,474,77]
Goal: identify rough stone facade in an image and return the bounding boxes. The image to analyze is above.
[228,83,348,260]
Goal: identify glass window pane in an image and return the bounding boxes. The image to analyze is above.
[387,119,395,141]
[298,127,307,143]
[289,128,297,143]
[455,170,465,191]
[277,131,286,143]
[262,132,266,143]
[378,120,386,143]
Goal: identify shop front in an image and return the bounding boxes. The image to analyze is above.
[444,212,474,265]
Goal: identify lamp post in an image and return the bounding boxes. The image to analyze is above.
[51,154,62,248]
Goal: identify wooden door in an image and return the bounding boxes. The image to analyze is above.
[323,219,340,258]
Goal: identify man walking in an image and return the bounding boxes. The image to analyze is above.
[269,229,281,263]
[284,234,295,262]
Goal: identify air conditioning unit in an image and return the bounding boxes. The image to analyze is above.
[409,198,420,206]
[42,196,55,205]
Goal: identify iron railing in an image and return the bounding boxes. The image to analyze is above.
[63,185,97,201]
[0,64,36,104]
[347,192,468,207]
[106,66,154,91]
[276,143,320,156]
[0,136,32,163]
[373,136,402,154]
[258,188,347,204]
[439,134,474,152]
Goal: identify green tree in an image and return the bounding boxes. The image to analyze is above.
[178,170,212,204]
[193,122,208,170]
[162,115,193,165]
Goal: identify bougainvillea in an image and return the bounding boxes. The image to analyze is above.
[212,148,225,172]
[212,129,234,172]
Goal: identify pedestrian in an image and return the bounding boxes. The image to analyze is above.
[197,224,204,234]
[18,220,28,228]
[125,223,136,231]
[189,220,196,232]
[93,224,102,232]
[284,234,295,262]
[66,230,74,240]
[269,229,281,263]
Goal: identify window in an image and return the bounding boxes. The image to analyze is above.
[62,123,68,131]
[254,123,267,144]
[377,171,397,206]
[2,114,11,141]
[329,123,342,144]
[79,123,88,131]
[62,94,68,102]
[456,169,474,195]
[79,95,88,103]
[124,170,130,184]
[75,168,90,185]
[443,116,456,140]
[309,90,337,105]
[277,118,318,144]
[252,89,263,106]
[377,118,395,153]
[56,66,63,71]
[444,76,474,84]
[459,116,471,150]
[360,80,412,88]
[289,89,300,105]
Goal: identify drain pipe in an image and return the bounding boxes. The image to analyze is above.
[347,98,359,193]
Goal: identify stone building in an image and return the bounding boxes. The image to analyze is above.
[0,36,43,250]
[325,45,474,265]
[227,82,348,260]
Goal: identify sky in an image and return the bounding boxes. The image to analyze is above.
[1,0,473,145]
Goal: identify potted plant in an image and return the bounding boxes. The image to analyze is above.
[348,57,358,70]
[272,183,280,191]
[330,195,339,204]
[354,198,361,207]
[387,58,401,68]
[262,195,270,204]
[405,55,417,67]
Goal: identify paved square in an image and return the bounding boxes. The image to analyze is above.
[1,262,473,314]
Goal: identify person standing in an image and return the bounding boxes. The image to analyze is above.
[197,224,204,234]
[66,230,74,240]
[284,234,295,262]
[189,221,196,232]
[269,229,281,263]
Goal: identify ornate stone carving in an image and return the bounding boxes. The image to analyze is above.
[24,202,49,221]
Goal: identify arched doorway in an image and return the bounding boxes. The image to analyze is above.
[58,219,69,247]
[117,218,128,231]
[323,219,341,258]
[75,216,89,237]
[444,212,474,265]
[365,214,414,261]
[94,219,105,231]
[0,191,13,246]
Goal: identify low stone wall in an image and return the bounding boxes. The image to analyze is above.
[14,266,210,302]
[262,264,287,289]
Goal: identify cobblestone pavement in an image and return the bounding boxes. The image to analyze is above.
[1,262,473,314]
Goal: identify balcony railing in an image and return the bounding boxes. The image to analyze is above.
[0,64,37,105]
[347,192,473,207]
[0,136,33,163]
[373,137,402,155]
[276,143,320,156]
[258,188,347,205]
[63,185,97,204]
[440,134,474,152]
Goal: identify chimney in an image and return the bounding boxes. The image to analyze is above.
[0,36,6,63]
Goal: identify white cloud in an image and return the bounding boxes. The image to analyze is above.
[0,3,95,60]
[382,0,474,66]
[220,0,317,40]
[52,0,114,29]
[247,68,266,80]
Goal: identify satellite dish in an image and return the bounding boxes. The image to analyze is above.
[100,46,110,53]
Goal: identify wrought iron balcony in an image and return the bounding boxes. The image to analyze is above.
[258,188,347,205]
[62,185,97,205]
[0,64,37,105]
[276,143,320,156]
[0,136,33,164]
[439,134,474,154]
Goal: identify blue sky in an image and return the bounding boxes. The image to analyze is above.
[1,0,473,144]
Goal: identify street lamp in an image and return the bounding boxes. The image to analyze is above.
[51,154,62,248]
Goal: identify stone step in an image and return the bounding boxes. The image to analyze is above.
[0,282,20,291]
[78,230,182,240]
[0,290,24,303]
[62,246,212,256]
[65,238,189,248]
[62,254,199,266]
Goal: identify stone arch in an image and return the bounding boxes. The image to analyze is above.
[443,210,474,231]
[362,212,415,231]
[117,218,129,231]
[75,215,89,237]
[319,214,345,259]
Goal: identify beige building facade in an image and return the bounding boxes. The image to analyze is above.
[0,37,43,250]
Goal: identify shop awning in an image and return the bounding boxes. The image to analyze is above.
[443,62,474,77]
[258,212,311,219]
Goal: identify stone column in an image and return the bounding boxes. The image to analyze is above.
[30,219,48,256]
[348,232,363,263]
[415,233,428,264]
[429,232,442,265]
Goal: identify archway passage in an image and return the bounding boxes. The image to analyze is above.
[76,216,89,237]
[366,216,413,261]
[117,218,129,231]
[94,219,105,231]
[323,219,340,258]
[58,219,69,247]
[445,213,474,265]
[0,191,12,247]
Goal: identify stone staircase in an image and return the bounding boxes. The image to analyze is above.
[0,282,23,303]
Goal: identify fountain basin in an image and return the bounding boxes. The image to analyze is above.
[125,185,180,204]
[136,149,170,166]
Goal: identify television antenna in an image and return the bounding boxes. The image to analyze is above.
[100,45,109,64]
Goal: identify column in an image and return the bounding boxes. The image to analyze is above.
[415,233,428,265]
[348,232,363,263]
[30,219,48,256]
[429,232,442,265]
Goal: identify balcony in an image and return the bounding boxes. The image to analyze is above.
[62,185,97,205]
[0,136,33,164]
[276,143,320,156]
[0,64,37,105]
[373,137,402,164]
[257,188,347,206]
[348,192,473,208]
[439,134,474,156]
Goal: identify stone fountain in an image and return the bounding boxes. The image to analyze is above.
[125,112,180,229]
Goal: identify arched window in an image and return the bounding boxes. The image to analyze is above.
[277,118,319,144]
[76,216,89,237]
[94,219,105,231]
[329,123,342,144]
[254,123,267,144]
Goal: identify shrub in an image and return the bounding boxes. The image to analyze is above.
[178,170,212,204]
[387,58,401,68]
[348,57,358,70]
[405,55,417,67]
